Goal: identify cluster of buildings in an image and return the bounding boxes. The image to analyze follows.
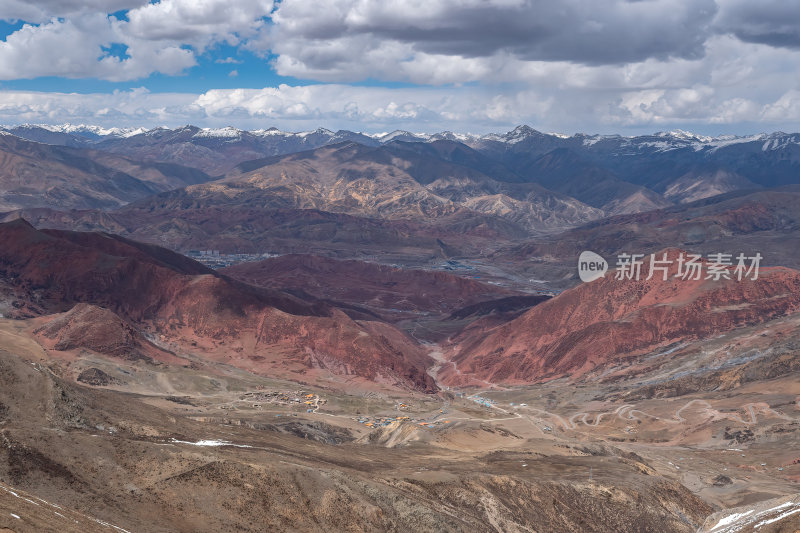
[471,396,497,408]
[185,250,276,269]
[238,390,322,412]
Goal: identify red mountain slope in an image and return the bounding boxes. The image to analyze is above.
[0,219,435,392]
[443,249,800,386]
[33,303,174,363]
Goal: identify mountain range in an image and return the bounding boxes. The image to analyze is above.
[3,123,799,217]
[1,122,800,531]
[1,123,799,266]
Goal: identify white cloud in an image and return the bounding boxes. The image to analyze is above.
[761,90,800,122]
[0,87,200,125]
[0,0,799,133]
[261,0,717,83]
[0,14,196,81]
[0,83,797,135]
[126,0,272,48]
[0,0,272,81]
[0,1,147,23]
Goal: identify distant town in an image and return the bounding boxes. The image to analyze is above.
[185,250,278,269]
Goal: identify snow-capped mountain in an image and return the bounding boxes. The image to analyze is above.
[5,122,797,152]
[2,122,799,194]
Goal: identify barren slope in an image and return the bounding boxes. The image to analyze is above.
[444,249,800,386]
[0,219,435,392]
[222,254,517,319]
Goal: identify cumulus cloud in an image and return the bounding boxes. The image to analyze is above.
[260,0,718,83]
[1,83,798,135]
[0,0,147,23]
[0,88,195,125]
[0,0,799,132]
[126,0,272,48]
[0,0,273,80]
[0,85,547,130]
[761,90,800,122]
[0,14,196,81]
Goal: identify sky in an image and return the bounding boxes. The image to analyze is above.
[0,0,799,135]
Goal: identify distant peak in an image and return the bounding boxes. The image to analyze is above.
[509,125,539,135]
[504,125,544,144]
[297,127,334,137]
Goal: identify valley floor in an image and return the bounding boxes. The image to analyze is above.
[0,315,798,532]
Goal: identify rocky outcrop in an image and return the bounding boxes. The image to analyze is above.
[35,303,152,361]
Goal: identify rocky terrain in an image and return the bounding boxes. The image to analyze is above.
[0,133,210,211]
[140,141,601,235]
[0,314,719,533]
[6,124,799,202]
[33,303,170,363]
[0,125,798,270]
[0,219,435,392]
[0,124,799,531]
[444,249,800,386]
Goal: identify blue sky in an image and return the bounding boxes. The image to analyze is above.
[1,0,799,135]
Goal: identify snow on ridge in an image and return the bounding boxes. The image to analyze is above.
[11,123,145,138]
[377,130,431,142]
[252,128,288,136]
[297,127,334,138]
[480,132,507,141]
[117,127,148,137]
[193,126,245,139]
[706,497,800,532]
[709,509,754,531]
[504,125,540,144]
[580,134,623,146]
[1,123,798,152]
[655,129,713,143]
[429,130,480,142]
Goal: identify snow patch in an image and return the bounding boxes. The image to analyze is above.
[709,509,753,530]
[170,438,253,448]
[377,130,430,142]
[193,127,244,139]
[297,127,334,138]
[754,505,800,527]
[252,128,287,136]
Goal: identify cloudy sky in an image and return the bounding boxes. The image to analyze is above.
[0,0,799,135]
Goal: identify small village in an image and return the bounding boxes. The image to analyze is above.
[185,250,277,269]
[231,390,455,429]
[235,389,325,413]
